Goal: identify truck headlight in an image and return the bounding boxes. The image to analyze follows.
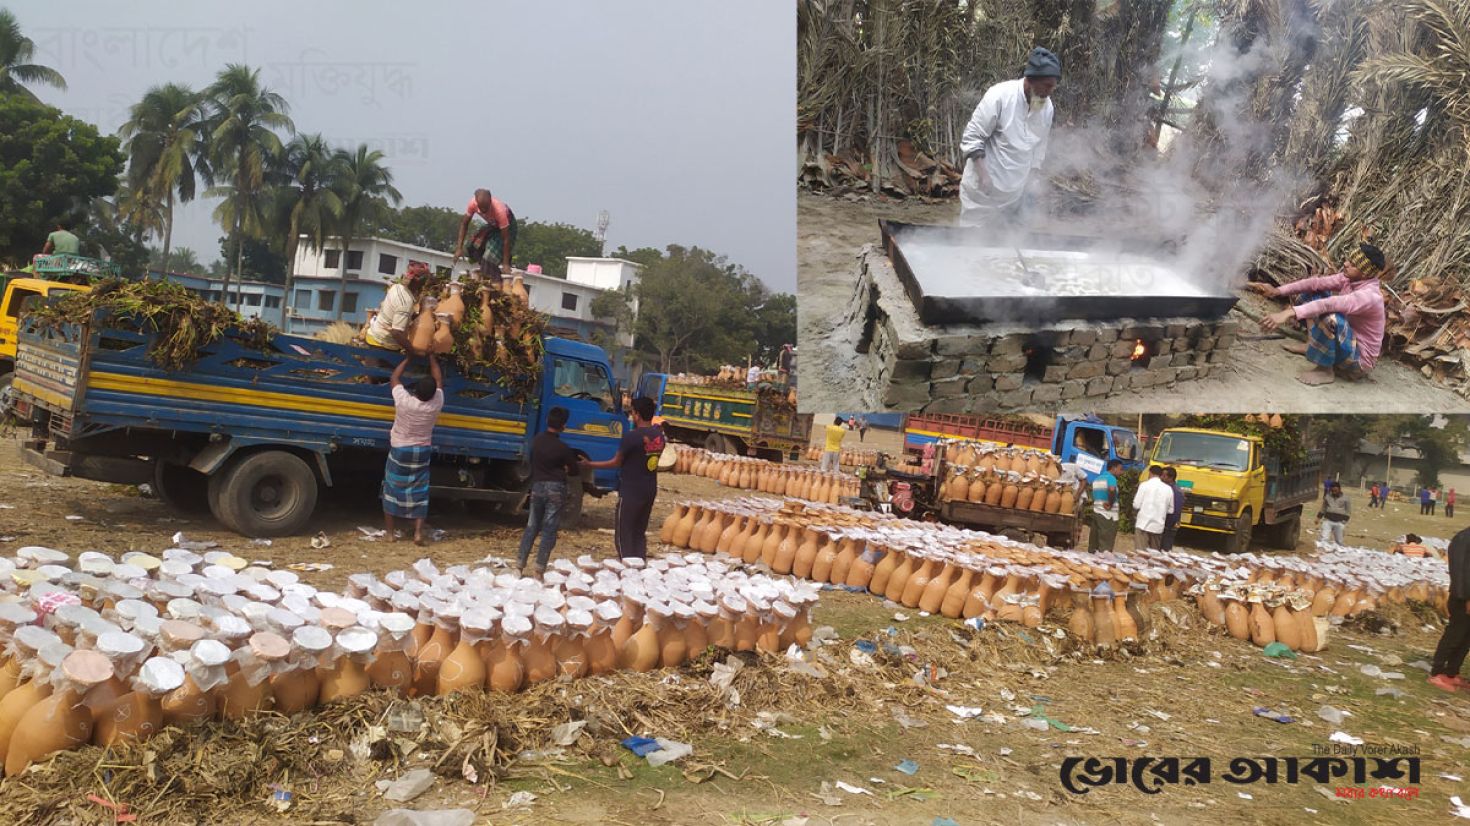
[1209,498,1235,512]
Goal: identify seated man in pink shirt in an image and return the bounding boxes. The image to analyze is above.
[453,188,518,279]
[1253,243,1388,386]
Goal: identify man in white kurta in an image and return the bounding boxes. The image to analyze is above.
[958,47,1061,226]
[1131,465,1176,551]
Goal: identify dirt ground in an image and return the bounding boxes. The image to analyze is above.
[0,436,1467,825]
[796,193,1470,414]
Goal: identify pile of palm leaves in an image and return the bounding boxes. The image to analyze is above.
[31,279,276,371]
[1180,413,1309,467]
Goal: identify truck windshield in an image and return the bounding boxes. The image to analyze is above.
[552,358,616,413]
[1154,432,1251,472]
[1111,430,1140,461]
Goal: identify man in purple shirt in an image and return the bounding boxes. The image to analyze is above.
[1254,243,1387,387]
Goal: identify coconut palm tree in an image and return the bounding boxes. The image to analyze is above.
[275,134,344,326]
[202,64,294,307]
[119,83,205,276]
[0,10,65,100]
[330,144,401,321]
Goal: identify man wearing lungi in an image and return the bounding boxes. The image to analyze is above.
[382,354,444,546]
[1254,243,1387,386]
[452,188,518,280]
[585,397,665,559]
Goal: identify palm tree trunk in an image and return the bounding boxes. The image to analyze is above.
[336,232,351,321]
[282,215,300,329]
[221,209,239,309]
[161,189,174,275]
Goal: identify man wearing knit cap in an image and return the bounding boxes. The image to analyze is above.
[1253,242,1388,386]
[958,46,1061,226]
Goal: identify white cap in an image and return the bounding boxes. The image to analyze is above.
[160,560,194,579]
[137,656,185,693]
[14,625,60,652]
[161,549,203,566]
[77,552,115,576]
[565,609,594,631]
[97,631,146,659]
[0,603,37,627]
[292,625,333,653]
[501,614,532,637]
[336,626,377,654]
[17,546,70,565]
[267,608,304,632]
[460,609,492,634]
[212,614,253,641]
[378,612,416,637]
[533,606,565,631]
[265,570,299,589]
[593,601,623,623]
[166,598,204,620]
[190,638,231,667]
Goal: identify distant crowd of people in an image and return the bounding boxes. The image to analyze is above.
[1365,481,1456,517]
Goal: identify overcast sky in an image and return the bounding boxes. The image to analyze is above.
[14,1,795,290]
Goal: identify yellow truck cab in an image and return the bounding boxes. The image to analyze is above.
[0,276,90,397]
[1149,426,1322,553]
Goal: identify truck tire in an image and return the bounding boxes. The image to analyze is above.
[562,476,585,528]
[1266,512,1302,550]
[0,372,23,425]
[704,433,726,454]
[154,460,211,515]
[1223,509,1253,554]
[211,451,320,537]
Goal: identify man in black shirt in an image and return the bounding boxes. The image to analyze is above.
[585,396,665,559]
[1429,526,1470,692]
[516,406,583,577]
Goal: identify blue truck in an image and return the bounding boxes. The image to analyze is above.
[902,413,1145,481]
[7,309,628,537]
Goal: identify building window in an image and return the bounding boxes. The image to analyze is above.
[435,265,452,279]
[561,292,578,311]
[323,249,339,269]
[342,292,359,314]
[378,254,398,275]
[318,291,336,312]
[264,296,281,309]
[294,289,311,309]
[245,294,261,307]
[347,250,363,270]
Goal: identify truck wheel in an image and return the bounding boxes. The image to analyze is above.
[1223,510,1253,554]
[704,433,726,454]
[211,451,319,538]
[154,460,211,514]
[1267,512,1302,550]
[0,373,23,425]
[561,477,585,528]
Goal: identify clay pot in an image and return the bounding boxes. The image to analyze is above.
[7,650,112,776]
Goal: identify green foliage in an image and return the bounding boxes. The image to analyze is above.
[0,9,66,100]
[588,287,635,353]
[1115,468,1142,534]
[150,246,203,273]
[371,204,459,251]
[1177,414,1308,466]
[216,236,285,283]
[514,220,602,278]
[0,95,124,266]
[747,292,796,365]
[1367,415,1470,487]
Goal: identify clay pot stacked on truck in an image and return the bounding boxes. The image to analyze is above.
[0,545,821,775]
[803,446,881,469]
[409,277,530,358]
[672,447,859,505]
[936,443,1080,516]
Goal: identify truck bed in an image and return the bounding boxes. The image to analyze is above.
[904,413,1051,452]
[660,381,810,456]
[14,313,532,459]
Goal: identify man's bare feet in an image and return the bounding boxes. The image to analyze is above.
[413,535,427,547]
[1281,341,1309,355]
[1297,367,1336,386]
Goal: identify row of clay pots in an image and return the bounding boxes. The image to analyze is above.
[802,446,880,468]
[673,447,858,505]
[945,442,1063,481]
[0,545,822,776]
[940,466,1081,514]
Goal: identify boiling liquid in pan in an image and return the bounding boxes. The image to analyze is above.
[897,243,1211,298]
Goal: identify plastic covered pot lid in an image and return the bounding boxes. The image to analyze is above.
[53,604,100,628]
[0,602,37,627]
[593,601,622,623]
[97,630,146,658]
[265,569,299,589]
[200,564,236,580]
[80,616,123,640]
[137,656,185,693]
[249,631,291,660]
[160,620,207,647]
[13,625,60,652]
[459,609,492,634]
[532,606,565,630]
[35,564,71,581]
[243,584,281,603]
[564,609,593,630]
[110,563,147,582]
[501,613,532,637]
[378,612,416,636]
[335,626,377,654]
[61,648,113,685]
[166,598,205,620]
[162,548,204,566]
[319,606,357,631]
[77,552,115,576]
[337,596,369,616]
[17,546,70,565]
[120,551,162,570]
[389,592,419,613]
[383,570,408,588]
[292,625,333,653]
[212,614,252,640]
[159,559,194,579]
[266,608,304,632]
[190,638,231,666]
[565,596,596,613]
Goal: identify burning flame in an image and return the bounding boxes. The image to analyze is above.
[1130,339,1148,361]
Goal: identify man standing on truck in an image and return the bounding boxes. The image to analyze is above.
[1427,525,1470,693]
[1317,481,1351,545]
[1131,465,1174,551]
[41,221,81,255]
[381,354,444,546]
[821,416,847,474]
[365,262,432,351]
[1160,466,1185,551]
[517,406,583,579]
[585,397,665,560]
[1088,458,1123,553]
[453,188,518,280]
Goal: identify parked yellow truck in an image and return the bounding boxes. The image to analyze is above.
[1149,426,1323,553]
[0,275,90,403]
